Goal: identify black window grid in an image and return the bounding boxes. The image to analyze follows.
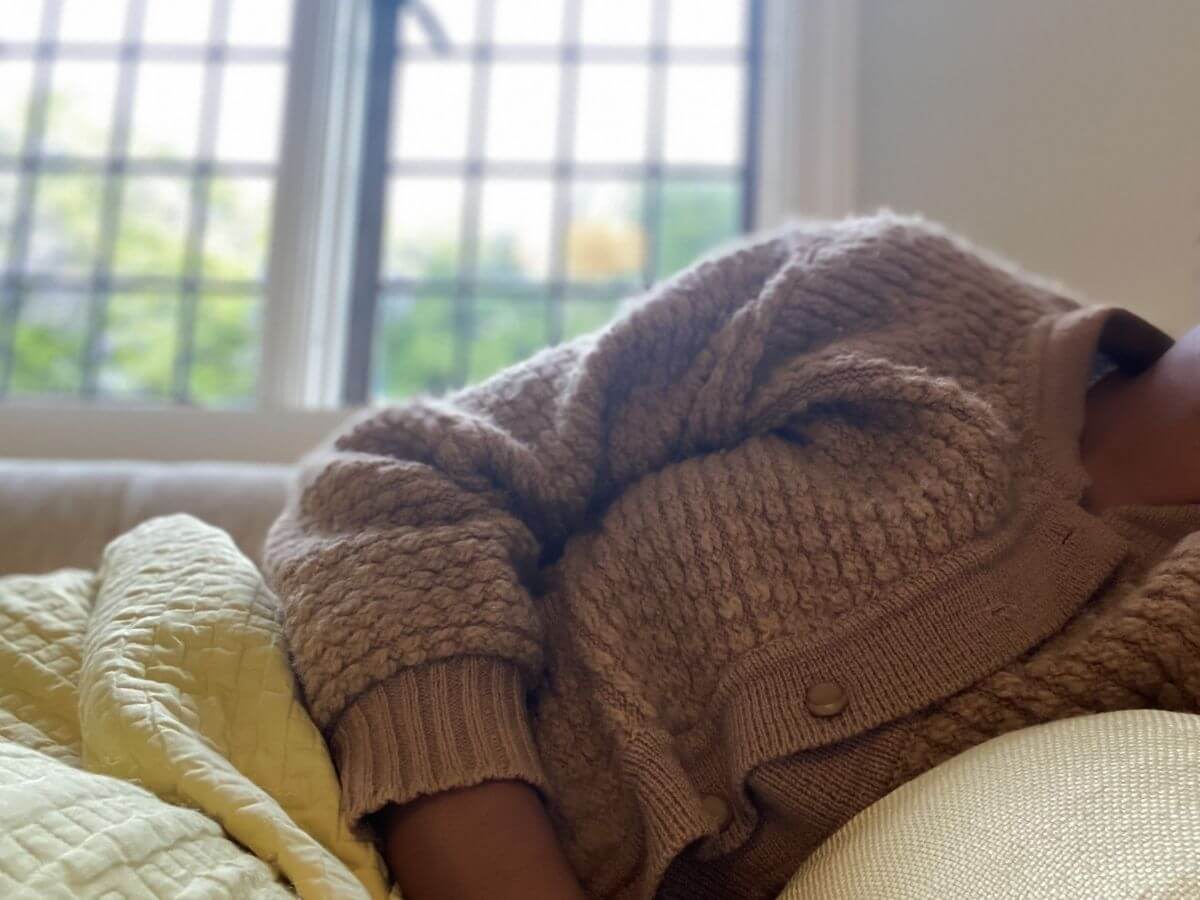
[0,0,762,407]
[343,0,764,404]
[0,0,285,404]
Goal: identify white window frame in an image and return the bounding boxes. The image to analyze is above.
[0,0,857,463]
[756,0,857,227]
[260,0,371,410]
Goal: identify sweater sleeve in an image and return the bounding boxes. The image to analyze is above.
[263,340,593,825]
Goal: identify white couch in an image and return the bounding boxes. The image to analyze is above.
[0,459,291,575]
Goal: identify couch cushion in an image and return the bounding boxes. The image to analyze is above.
[0,460,291,575]
[781,709,1200,899]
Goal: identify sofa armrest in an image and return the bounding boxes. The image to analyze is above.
[0,459,292,575]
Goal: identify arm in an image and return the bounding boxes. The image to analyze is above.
[267,346,587,827]
[262,229,802,890]
[264,342,606,894]
[1082,323,1200,510]
[377,781,587,900]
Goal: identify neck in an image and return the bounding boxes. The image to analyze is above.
[1082,325,1200,511]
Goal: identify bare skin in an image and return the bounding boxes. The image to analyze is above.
[377,780,588,900]
[1082,324,1200,511]
[378,323,1200,899]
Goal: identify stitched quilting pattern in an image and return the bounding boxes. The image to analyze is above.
[0,516,391,898]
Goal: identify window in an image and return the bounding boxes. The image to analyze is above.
[0,0,763,410]
[360,0,761,402]
[0,0,293,406]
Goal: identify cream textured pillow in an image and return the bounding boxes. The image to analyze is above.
[781,710,1200,899]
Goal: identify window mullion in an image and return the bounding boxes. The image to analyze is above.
[0,0,63,396]
[262,0,374,409]
[449,0,498,389]
[335,0,400,407]
[78,0,145,397]
[171,0,231,403]
[741,0,765,230]
[543,0,583,346]
[639,0,670,288]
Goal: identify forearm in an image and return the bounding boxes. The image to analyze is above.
[377,780,588,900]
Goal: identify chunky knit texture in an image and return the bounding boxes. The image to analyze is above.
[894,510,1200,783]
[263,214,1198,900]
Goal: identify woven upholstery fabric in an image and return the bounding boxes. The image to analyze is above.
[780,710,1200,899]
[0,459,290,576]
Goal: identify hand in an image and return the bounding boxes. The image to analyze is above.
[376,780,589,900]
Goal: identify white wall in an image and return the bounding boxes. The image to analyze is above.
[855,0,1200,336]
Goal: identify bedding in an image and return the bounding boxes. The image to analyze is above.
[0,515,390,899]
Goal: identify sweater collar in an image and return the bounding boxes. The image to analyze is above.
[1031,305,1174,503]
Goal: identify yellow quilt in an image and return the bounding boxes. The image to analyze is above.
[0,515,390,899]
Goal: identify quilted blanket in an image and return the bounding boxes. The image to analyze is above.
[0,515,391,899]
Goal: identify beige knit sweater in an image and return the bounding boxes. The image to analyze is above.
[264,214,1200,900]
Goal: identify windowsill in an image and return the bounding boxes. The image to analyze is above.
[0,402,356,463]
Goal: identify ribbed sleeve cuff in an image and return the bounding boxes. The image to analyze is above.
[329,657,550,832]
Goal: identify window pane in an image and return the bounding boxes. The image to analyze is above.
[143,0,212,44]
[42,62,118,158]
[494,0,564,44]
[99,292,176,398]
[567,181,644,282]
[9,292,87,395]
[392,62,471,160]
[366,2,758,405]
[204,176,273,281]
[575,65,648,163]
[374,290,456,399]
[2,2,43,42]
[398,0,476,49]
[0,173,17,255]
[128,63,204,158]
[477,179,553,281]
[664,64,742,165]
[0,61,34,155]
[113,176,190,276]
[469,295,546,383]
[58,0,127,44]
[669,0,745,47]
[191,292,260,405]
[563,294,623,341]
[215,64,285,162]
[2,1,298,407]
[486,64,559,162]
[28,173,104,277]
[384,176,463,280]
[227,0,293,47]
[580,0,651,46]
[656,178,739,278]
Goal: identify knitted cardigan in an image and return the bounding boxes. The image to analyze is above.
[264,214,1200,900]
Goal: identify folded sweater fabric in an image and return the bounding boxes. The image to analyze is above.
[264,214,1200,899]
